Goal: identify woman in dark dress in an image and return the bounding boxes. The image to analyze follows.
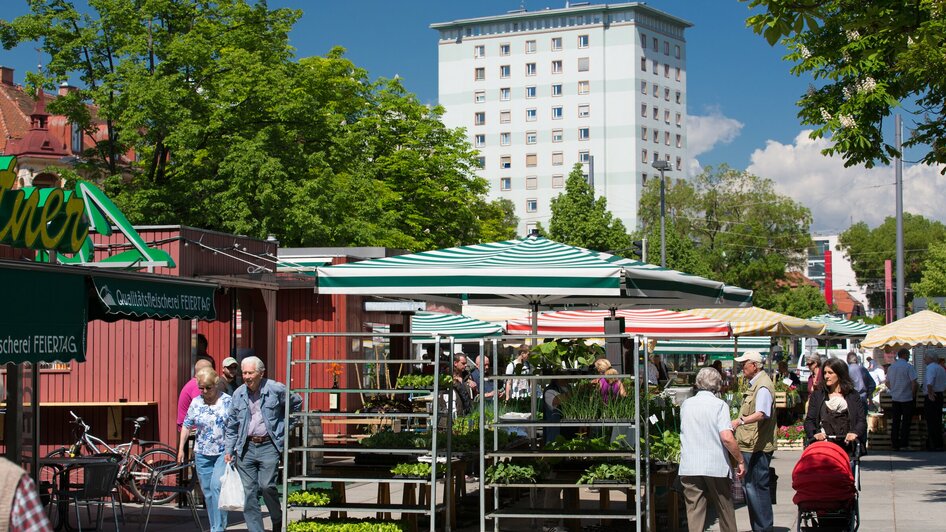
[804,357,867,454]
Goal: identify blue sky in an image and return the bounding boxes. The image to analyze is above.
[3,1,944,232]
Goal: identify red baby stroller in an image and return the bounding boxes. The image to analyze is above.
[792,440,861,531]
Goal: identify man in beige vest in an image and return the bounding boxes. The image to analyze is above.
[0,457,52,531]
[731,351,776,532]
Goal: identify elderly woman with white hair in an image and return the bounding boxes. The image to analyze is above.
[679,368,746,532]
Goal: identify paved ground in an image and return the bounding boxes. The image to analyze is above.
[84,448,946,531]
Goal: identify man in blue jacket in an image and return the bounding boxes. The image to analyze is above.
[225,356,302,532]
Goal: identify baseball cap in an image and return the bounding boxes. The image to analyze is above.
[733,351,763,364]
[222,357,239,368]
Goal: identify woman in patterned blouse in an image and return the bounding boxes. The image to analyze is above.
[178,367,232,532]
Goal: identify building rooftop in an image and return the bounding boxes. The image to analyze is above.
[430,2,692,30]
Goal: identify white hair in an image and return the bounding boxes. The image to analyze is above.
[242,356,265,372]
[695,367,722,393]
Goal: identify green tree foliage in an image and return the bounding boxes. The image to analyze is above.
[912,241,946,298]
[539,164,632,253]
[766,286,829,319]
[2,1,516,249]
[741,0,946,169]
[838,214,946,308]
[638,165,812,302]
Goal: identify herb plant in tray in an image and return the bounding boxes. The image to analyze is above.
[577,463,635,485]
[287,487,335,507]
[390,462,443,478]
[484,462,539,484]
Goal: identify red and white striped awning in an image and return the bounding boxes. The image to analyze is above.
[506,309,732,339]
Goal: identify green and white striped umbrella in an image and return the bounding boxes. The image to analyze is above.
[808,314,877,338]
[653,336,772,360]
[317,236,752,309]
[410,312,503,338]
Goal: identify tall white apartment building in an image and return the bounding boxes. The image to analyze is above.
[431,3,691,235]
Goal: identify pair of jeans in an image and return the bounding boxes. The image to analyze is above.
[741,451,774,532]
[925,392,944,450]
[891,400,915,449]
[194,453,228,532]
[236,441,281,532]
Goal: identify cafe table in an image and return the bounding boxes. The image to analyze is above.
[39,455,117,531]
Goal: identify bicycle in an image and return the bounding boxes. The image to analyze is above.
[41,411,181,504]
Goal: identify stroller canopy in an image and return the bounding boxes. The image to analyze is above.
[792,441,856,507]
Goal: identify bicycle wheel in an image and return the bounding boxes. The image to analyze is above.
[38,448,70,506]
[127,447,180,504]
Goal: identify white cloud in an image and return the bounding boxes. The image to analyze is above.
[685,108,744,177]
[747,130,946,231]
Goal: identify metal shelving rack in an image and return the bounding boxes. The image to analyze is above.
[478,334,645,532]
[281,332,451,532]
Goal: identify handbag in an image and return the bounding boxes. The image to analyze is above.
[218,462,245,511]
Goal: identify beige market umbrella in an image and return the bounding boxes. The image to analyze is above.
[861,310,946,349]
[684,306,827,337]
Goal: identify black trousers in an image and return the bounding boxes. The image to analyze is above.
[924,392,944,450]
[891,400,915,449]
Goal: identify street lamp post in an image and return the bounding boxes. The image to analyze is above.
[651,160,672,268]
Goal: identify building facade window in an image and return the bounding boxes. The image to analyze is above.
[474,45,485,58]
[475,91,485,103]
[642,172,648,186]
[476,156,486,168]
[525,40,536,53]
[652,37,658,50]
[579,150,590,163]
[552,36,562,50]
[475,111,486,125]
[526,176,538,189]
[664,64,670,78]
[500,65,510,78]
[500,155,511,169]
[641,57,647,71]
[552,175,564,188]
[664,41,670,55]
[500,177,511,190]
[552,129,563,142]
[526,63,537,76]
[676,112,682,126]
[526,199,537,213]
[652,129,659,143]
[676,156,682,171]
[665,131,670,145]
[676,67,681,81]
[500,43,510,56]
[676,134,682,148]
[552,106,563,119]
[675,45,681,59]
[552,151,563,165]
[500,87,511,100]
[652,59,658,73]
[500,132,511,146]
[642,149,648,161]
[641,104,647,117]
[552,84,563,96]
[526,131,537,144]
[526,108,537,121]
[664,87,670,101]
[578,80,589,94]
[500,110,511,123]
[552,60,563,74]
[525,86,536,98]
[641,80,647,94]
[652,107,659,120]
[474,134,486,147]
[641,127,648,140]
[664,109,670,124]
[578,34,589,48]
[474,67,485,80]
[577,57,589,72]
[675,91,681,104]
[578,104,589,118]
[653,83,659,96]
[640,33,647,48]
[526,154,537,167]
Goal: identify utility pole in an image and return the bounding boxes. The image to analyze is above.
[895,115,905,320]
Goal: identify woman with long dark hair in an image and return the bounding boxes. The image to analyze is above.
[804,358,867,452]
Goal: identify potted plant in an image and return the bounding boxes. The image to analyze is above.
[484,462,540,485]
[390,462,443,478]
[287,487,336,508]
[556,381,602,422]
[577,463,636,485]
[776,424,805,450]
[530,340,603,374]
[288,518,407,531]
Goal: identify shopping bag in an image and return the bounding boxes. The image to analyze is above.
[218,463,245,511]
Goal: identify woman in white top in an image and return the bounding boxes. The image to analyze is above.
[178,367,232,532]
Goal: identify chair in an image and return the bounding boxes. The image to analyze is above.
[58,456,122,531]
[139,461,204,532]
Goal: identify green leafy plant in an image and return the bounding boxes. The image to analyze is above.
[359,430,428,449]
[287,518,406,532]
[358,395,412,414]
[649,430,681,464]
[577,463,636,485]
[484,462,538,484]
[601,392,636,421]
[530,340,604,374]
[395,374,434,389]
[777,424,805,442]
[389,462,442,478]
[545,433,629,453]
[287,488,334,507]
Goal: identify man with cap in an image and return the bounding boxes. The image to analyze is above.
[221,356,242,395]
[731,351,776,532]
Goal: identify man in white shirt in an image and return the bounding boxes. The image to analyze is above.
[504,347,532,400]
[923,353,946,451]
[886,348,918,451]
[680,368,746,532]
[731,351,776,532]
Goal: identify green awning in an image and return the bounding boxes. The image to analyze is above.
[0,265,88,364]
[90,275,217,321]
